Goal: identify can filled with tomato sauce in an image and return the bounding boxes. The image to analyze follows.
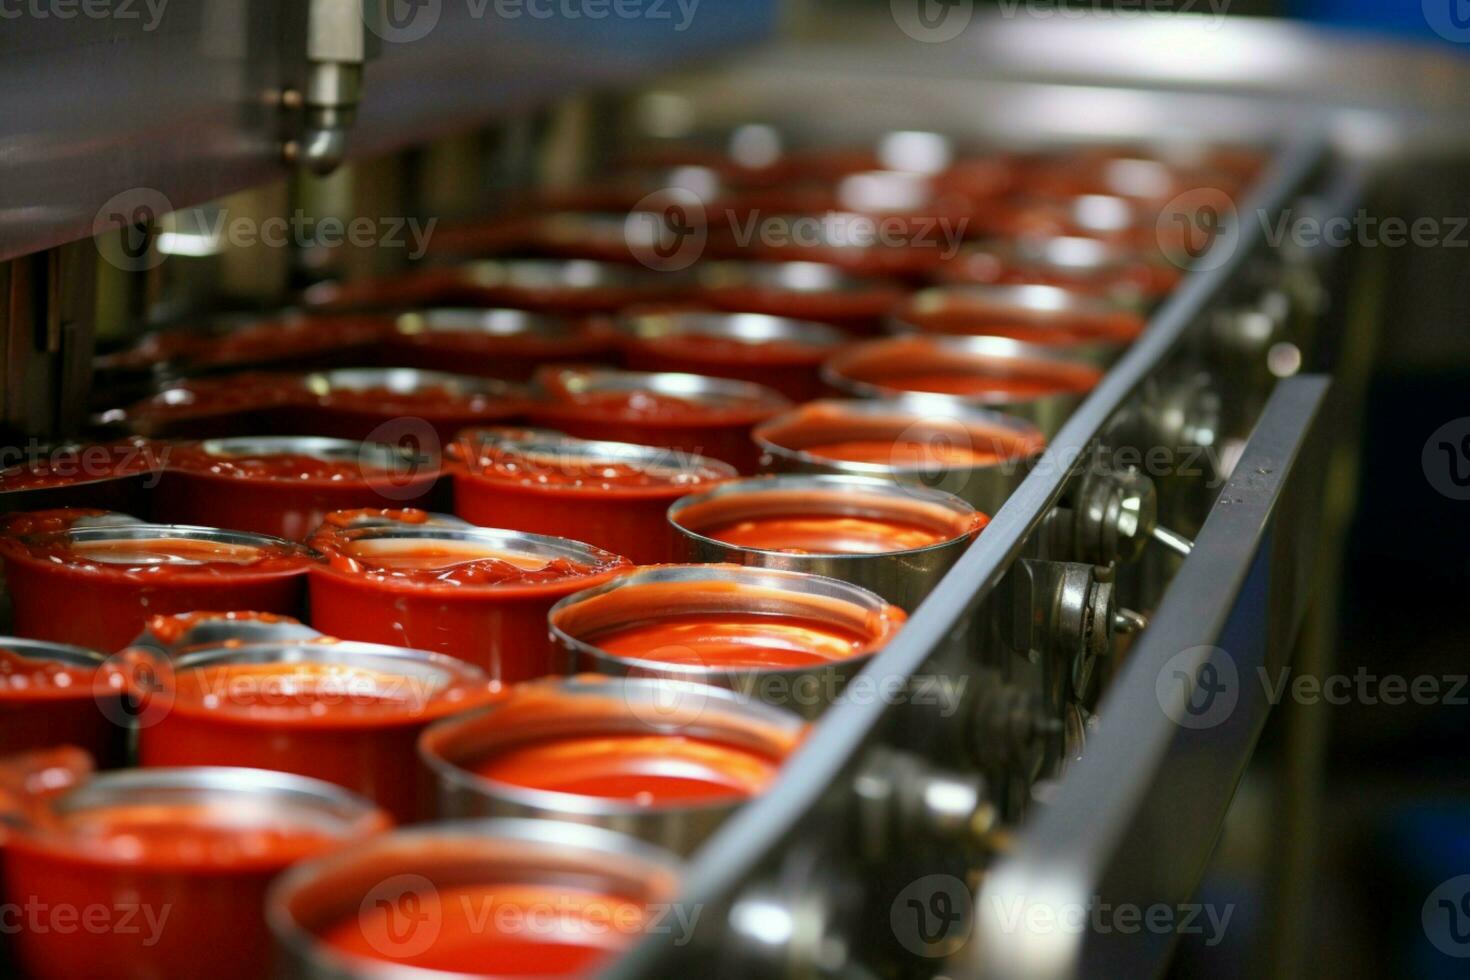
[933,236,1181,306]
[614,310,846,402]
[887,283,1145,362]
[420,675,804,854]
[100,372,307,440]
[822,335,1103,437]
[0,762,389,980]
[0,511,313,651]
[449,429,734,564]
[291,368,530,444]
[551,565,906,719]
[0,639,127,768]
[152,436,442,540]
[692,260,908,335]
[527,366,790,474]
[754,398,1044,513]
[384,309,617,380]
[136,640,503,822]
[303,258,689,316]
[307,510,630,682]
[668,474,983,611]
[268,818,681,978]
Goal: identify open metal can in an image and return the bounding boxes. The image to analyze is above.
[753,398,1044,513]
[550,564,906,720]
[822,335,1103,436]
[268,818,682,978]
[420,674,805,854]
[1,761,388,980]
[307,510,629,682]
[449,429,734,564]
[668,474,983,611]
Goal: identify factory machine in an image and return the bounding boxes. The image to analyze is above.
[0,3,1464,977]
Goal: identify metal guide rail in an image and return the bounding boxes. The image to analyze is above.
[604,137,1349,978]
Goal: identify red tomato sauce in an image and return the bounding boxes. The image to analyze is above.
[0,649,102,697]
[706,514,967,554]
[49,801,351,869]
[875,370,1095,398]
[797,439,1010,468]
[469,733,780,804]
[315,538,616,588]
[320,883,646,976]
[5,532,305,577]
[167,445,391,483]
[584,611,877,669]
[451,441,729,493]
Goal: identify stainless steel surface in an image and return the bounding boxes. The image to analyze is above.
[421,675,805,855]
[550,563,903,720]
[0,0,776,261]
[668,474,978,611]
[968,375,1331,980]
[128,614,324,655]
[268,817,684,980]
[755,398,1043,513]
[301,367,522,399]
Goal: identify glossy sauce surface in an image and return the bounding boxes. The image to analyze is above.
[4,532,305,575]
[703,513,965,554]
[798,438,1010,468]
[470,733,778,804]
[169,661,491,724]
[168,445,389,483]
[0,650,100,699]
[585,612,874,669]
[320,882,645,976]
[876,370,1093,398]
[312,534,622,589]
[453,442,729,492]
[52,802,352,869]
